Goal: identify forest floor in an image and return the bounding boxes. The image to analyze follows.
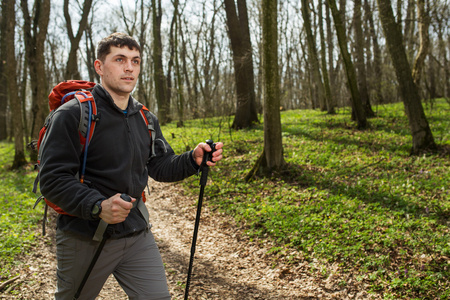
[2,179,382,299]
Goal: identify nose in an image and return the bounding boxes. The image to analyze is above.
[124,60,134,72]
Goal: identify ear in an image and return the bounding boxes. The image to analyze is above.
[94,59,103,76]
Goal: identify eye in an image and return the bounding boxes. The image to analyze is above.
[133,59,141,65]
[116,57,123,62]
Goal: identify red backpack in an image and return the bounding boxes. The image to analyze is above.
[32,80,154,234]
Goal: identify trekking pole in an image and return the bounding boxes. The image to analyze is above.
[73,194,132,300]
[184,140,216,300]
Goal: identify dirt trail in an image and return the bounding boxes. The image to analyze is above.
[1,179,380,299]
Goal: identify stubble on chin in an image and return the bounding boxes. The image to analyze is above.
[105,81,136,98]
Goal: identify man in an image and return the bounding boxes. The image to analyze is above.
[39,32,223,299]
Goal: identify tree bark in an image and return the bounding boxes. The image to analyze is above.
[137,0,151,109]
[318,0,335,114]
[404,0,416,60]
[224,0,259,129]
[193,2,220,119]
[21,0,50,161]
[433,3,450,98]
[171,0,185,126]
[327,0,367,129]
[353,0,375,117]
[85,21,98,83]
[262,0,284,170]
[18,52,28,144]
[246,0,285,181]
[63,0,93,79]
[166,1,176,121]
[364,0,384,104]
[152,0,170,124]
[376,0,437,154]
[301,0,327,112]
[4,0,27,168]
[325,0,338,110]
[0,3,8,140]
[411,0,430,87]
[188,26,202,119]
[179,17,194,118]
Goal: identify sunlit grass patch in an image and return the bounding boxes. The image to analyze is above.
[171,99,449,299]
[0,143,41,278]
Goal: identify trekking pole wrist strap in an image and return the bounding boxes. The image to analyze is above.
[92,197,151,241]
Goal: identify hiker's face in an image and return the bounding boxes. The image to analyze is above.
[94,46,141,98]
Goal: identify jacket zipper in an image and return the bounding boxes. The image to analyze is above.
[124,115,140,233]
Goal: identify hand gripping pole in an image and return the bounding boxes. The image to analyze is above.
[73,194,132,300]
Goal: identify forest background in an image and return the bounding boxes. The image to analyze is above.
[0,0,449,299]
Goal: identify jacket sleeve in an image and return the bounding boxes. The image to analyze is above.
[147,113,199,182]
[39,101,105,219]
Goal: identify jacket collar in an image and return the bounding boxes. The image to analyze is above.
[93,84,143,115]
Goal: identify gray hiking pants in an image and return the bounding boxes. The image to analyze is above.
[54,229,171,300]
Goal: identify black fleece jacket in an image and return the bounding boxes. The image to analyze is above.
[39,85,198,239]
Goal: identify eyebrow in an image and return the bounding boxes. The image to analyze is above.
[114,54,141,60]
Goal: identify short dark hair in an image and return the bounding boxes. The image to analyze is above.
[96,32,141,62]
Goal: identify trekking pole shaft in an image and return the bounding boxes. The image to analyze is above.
[73,237,107,299]
[185,141,215,300]
[73,194,129,300]
[42,204,48,236]
[184,184,205,300]
[199,163,209,186]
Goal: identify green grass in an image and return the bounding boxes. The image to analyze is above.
[1,99,449,299]
[167,100,450,299]
[0,143,41,280]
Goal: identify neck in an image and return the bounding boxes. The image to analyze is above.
[113,97,129,110]
[101,85,129,110]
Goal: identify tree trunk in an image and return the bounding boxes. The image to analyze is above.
[411,0,430,87]
[166,1,176,121]
[179,18,194,118]
[85,21,98,83]
[21,0,50,162]
[224,0,259,129]
[152,0,170,124]
[171,0,184,127]
[318,0,335,114]
[404,0,416,61]
[432,2,449,99]
[364,0,384,104]
[137,0,151,109]
[262,0,284,170]
[0,4,8,140]
[63,0,93,79]
[18,52,28,143]
[327,0,367,129]
[4,0,27,168]
[197,3,219,118]
[425,56,437,100]
[376,0,437,154]
[246,0,285,181]
[301,0,327,112]
[190,35,201,118]
[353,0,375,117]
[325,0,338,110]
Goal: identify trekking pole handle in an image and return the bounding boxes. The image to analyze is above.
[120,193,132,202]
[200,140,216,186]
[204,139,216,164]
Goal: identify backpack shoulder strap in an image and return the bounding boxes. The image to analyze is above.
[74,91,98,183]
[139,106,156,157]
[75,91,98,149]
